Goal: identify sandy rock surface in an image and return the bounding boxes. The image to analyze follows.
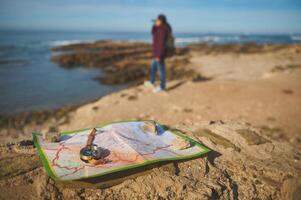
[0,121,300,200]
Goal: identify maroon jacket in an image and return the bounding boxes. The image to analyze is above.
[152,24,171,61]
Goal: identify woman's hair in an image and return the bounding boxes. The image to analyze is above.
[158,14,167,24]
[158,14,172,32]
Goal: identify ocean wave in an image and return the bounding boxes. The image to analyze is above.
[291,36,301,41]
[175,37,201,44]
[49,40,94,46]
[175,36,222,44]
[131,36,235,45]
[175,36,241,44]
[199,36,221,42]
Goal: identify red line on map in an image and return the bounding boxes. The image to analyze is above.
[48,142,85,177]
[46,128,181,178]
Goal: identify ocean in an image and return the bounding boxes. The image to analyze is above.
[0,30,300,114]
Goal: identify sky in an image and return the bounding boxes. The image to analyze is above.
[0,0,301,34]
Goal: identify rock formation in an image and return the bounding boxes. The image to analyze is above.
[0,121,300,199]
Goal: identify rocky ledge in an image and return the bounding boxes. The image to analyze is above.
[0,121,300,199]
[51,40,198,85]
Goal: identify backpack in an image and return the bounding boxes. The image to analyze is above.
[166,34,175,57]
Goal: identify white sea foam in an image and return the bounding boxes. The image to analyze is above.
[175,37,201,44]
[176,36,224,44]
[291,36,301,41]
[49,40,94,46]
[131,36,234,45]
[200,36,221,42]
[175,35,243,44]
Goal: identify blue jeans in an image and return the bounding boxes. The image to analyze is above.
[150,59,166,90]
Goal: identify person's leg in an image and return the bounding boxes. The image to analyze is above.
[150,59,158,84]
[157,60,166,90]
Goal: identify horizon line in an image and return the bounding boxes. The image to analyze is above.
[0,28,300,35]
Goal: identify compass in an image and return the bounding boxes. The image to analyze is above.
[79,128,110,164]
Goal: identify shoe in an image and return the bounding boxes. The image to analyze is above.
[153,86,165,93]
[144,81,155,88]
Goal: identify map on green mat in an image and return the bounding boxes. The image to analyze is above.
[33,121,210,181]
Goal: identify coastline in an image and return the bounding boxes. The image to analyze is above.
[1,42,301,144]
[1,41,301,199]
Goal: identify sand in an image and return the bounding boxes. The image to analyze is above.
[0,43,301,199]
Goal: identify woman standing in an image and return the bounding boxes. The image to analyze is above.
[145,14,172,93]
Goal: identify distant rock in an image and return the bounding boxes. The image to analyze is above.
[50,40,194,85]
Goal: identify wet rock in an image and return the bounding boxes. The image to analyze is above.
[51,40,196,85]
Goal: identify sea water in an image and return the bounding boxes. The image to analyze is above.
[0,30,300,114]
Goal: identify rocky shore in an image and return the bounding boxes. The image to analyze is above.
[51,40,195,85]
[0,42,301,199]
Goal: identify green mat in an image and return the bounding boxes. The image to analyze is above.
[33,120,210,183]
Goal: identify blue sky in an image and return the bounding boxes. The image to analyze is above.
[0,0,300,33]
